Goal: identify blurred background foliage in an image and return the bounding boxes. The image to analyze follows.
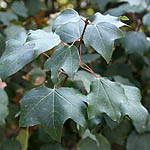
[0,0,150,150]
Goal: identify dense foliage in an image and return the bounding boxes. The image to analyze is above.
[0,0,150,150]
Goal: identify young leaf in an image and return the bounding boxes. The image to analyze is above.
[87,78,148,131]
[0,89,8,125]
[44,45,80,83]
[19,87,86,141]
[84,23,124,63]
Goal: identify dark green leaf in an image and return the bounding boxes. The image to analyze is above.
[121,31,149,55]
[40,143,65,150]
[104,118,133,146]
[82,53,100,63]
[77,134,111,150]
[0,89,8,125]
[127,131,150,150]
[0,33,5,57]
[1,140,22,150]
[25,0,46,16]
[19,87,86,141]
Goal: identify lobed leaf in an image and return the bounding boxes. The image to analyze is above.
[84,23,124,63]
[19,87,86,141]
[87,78,148,133]
[44,45,80,83]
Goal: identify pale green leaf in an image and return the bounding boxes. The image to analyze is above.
[92,12,126,28]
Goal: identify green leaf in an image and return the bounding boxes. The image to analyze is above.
[120,16,129,21]
[53,9,80,31]
[87,78,148,132]
[0,39,35,80]
[73,70,95,93]
[84,23,123,63]
[26,30,61,55]
[82,53,100,63]
[120,84,148,133]
[4,25,26,40]
[40,143,65,150]
[44,45,80,83]
[25,0,46,16]
[0,33,5,57]
[11,1,28,18]
[1,140,22,150]
[127,131,150,150]
[16,129,28,150]
[0,89,8,125]
[104,118,133,146]
[120,31,149,55]
[90,0,115,11]
[77,134,111,150]
[19,87,86,141]
[106,4,145,16]
[143,13,150,26]
[55,19,84,43]
[113,76,134,86]
[0,30,60,79]
[0,12,18,24]
[92,12,126,28]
